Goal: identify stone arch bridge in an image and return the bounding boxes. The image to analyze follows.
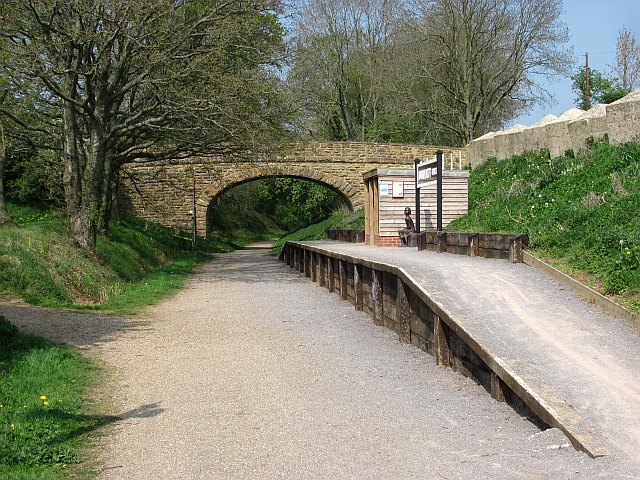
[118,141,465,237]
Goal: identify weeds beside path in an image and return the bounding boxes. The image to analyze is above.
[0,306,133,480]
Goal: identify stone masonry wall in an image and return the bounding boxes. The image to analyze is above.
[118,141,466,237]
[466,87,640,168]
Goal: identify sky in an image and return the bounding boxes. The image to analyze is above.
[509,0,640,127]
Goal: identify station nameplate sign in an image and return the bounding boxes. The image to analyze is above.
[416,157,438,188]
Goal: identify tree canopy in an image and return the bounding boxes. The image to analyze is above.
[0,0,288,248]
[571,67,627,110]
[286,0,572,145]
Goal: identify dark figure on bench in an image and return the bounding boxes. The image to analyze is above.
[398,207,415,246]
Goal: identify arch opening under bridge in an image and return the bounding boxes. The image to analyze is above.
[202,169,355,237]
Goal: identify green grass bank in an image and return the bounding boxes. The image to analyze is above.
[0,205,241,313]
[270,207,364,256]
[448,141,640,315]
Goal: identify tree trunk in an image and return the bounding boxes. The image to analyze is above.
[61,74,94,249]
[108,171,121,226]
[0,124,14,226]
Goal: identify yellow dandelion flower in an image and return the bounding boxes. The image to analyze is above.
[43,401,49,406]
[10,423,15,430]
[40,395,47,400]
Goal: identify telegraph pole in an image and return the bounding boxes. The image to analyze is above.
[585,51,590,110]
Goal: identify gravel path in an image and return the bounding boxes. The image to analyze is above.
[1,244,634,478]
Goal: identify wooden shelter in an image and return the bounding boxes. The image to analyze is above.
[363,168,469,247]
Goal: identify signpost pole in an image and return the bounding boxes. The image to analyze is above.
[436,150,443,231]
[414,158,421,233]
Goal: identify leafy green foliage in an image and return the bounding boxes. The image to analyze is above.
[6,147,63,206]
[271,207,364,256]
[0,315,108,478]
[571,67,629,109]
[449,142,640,312]
[208,178,347,241]
[257,178,344,231]
[206,180,284,243]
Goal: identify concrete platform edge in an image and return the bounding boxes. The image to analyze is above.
[523,251,638,330]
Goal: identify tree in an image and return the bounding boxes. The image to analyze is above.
[610,26,640,91]
[1,0,288,249]
[0,117,11,226]
[286,0,573,146]
[287,0,402,141]
[0,75,16,226]
[401,0,573,145]
[571,67,627,109]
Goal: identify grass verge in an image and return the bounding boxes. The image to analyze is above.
[0,315,111,479]
[271,207,364,256]
[448,141,640,315]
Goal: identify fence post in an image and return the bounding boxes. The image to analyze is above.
[509,234,528,263]
[372,270,384,326]
[339,260,348,300]
[397,278,411,344]
[354,264,364,311]
[434,317,451,367]
[328,257,335,293]
[436,231,448,253]
[469,233,479,257]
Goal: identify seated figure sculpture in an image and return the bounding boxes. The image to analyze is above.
[398,207,415,246]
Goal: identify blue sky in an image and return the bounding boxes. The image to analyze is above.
[510,0,640,127]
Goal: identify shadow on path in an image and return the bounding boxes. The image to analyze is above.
[0,302,149,350]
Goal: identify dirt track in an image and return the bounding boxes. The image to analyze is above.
[1,244,634,479]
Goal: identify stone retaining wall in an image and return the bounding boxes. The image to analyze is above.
[466,87,640,167]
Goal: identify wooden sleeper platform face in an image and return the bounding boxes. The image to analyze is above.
[280,241,610,459]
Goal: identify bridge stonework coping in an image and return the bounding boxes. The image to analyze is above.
[118,141,465,236]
